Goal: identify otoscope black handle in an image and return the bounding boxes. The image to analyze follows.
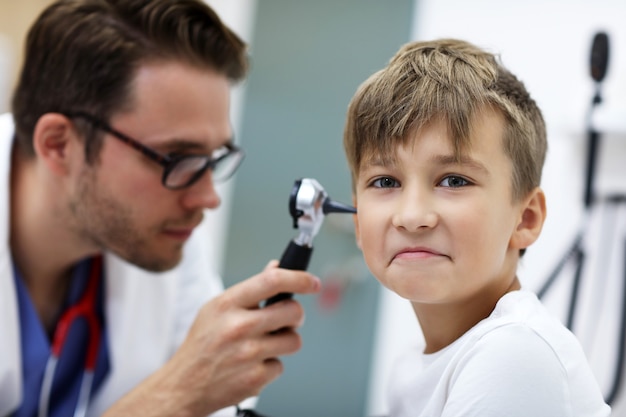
[263,240,313,306]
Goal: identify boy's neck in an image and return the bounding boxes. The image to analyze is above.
[413,277,521,354]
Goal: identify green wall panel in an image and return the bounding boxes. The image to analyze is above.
[224,2,414,416]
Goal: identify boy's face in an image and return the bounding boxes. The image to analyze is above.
[353,110,537,306]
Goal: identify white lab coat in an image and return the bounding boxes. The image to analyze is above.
[0,113,237,417]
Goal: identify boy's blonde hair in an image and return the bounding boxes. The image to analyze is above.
[343,38,546,202]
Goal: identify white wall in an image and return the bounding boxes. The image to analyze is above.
[199,0,257,276]
[200,2,258,410]
[0,34,12,113]
[367,0,626,415]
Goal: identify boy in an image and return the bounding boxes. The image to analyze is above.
[343,39,610,416]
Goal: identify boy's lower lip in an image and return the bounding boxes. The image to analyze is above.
[392,249,446,261]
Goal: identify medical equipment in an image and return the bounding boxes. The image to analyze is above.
[537,31,626,406]
[537,31,610,325]
[264,178,356,306]
[39,256,103,417]
[235,179,355,416]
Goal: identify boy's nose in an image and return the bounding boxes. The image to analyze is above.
[391,190,438,232]
[180,169,222,211]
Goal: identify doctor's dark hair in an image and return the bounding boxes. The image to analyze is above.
[11,0,248,162]
[343,38,547,203]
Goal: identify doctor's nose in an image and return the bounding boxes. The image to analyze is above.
[180,169,222,211]
[391,191,438,232]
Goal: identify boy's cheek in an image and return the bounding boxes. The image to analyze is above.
[351,195,362,250]
[352,213,362,250]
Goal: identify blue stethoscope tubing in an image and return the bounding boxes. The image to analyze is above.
[38,256,103,417]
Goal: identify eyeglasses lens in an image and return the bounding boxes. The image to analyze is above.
[212,149,244,181]
[164,146,244,188]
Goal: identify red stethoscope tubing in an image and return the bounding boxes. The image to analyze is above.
[38,256,103,417]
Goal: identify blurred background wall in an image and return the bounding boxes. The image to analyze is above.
[0,1,54,112]
[1,1,625,417]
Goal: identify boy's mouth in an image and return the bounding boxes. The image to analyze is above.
[391,246,449,262]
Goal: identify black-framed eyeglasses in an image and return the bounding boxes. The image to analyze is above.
[63,111,245,190]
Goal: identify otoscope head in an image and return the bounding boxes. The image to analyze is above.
[288,179,305,228]
[288,178,355,246]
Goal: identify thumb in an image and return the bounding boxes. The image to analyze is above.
[264,260,280,270]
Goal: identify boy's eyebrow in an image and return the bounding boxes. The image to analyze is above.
[360,156,397,169]
[432,154,490,176]
[360,154,490,176]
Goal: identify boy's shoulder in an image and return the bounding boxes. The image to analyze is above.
[453,290,604,400]
[466,289,578,358]
[388,290,609,416]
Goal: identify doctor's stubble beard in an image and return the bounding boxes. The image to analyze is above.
[67,165,187,272]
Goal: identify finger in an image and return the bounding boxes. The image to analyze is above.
[235,328,302,365]
[254,358,284,389]
[257,298,307,332]
[264,259,279,270]
[228,267,321,309]
[226,298,305,339]
[196,294,305,354]
[233,358,284,400]
[260,328,303,358]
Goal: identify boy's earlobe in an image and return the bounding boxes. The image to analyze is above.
[511,188,547,250]
[32,113,76,176]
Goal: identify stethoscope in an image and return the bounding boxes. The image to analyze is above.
[38,256,103,417]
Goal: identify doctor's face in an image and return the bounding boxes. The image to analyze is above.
[68,60,232,271]
[353,110,526,307]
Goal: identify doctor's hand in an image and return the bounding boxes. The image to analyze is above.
[102,261,321,417]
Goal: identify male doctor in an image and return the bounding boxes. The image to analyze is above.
[0,0,321,416]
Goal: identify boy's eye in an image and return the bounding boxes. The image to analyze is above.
[439,175,469,188]
[371,177,399,188]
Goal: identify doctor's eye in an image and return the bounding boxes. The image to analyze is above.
[371,177,399,188]
[439,175,469,188]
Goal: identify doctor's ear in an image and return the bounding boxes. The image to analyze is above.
[32,113,82,176]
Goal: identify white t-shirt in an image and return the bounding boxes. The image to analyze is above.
[387,290,611,417]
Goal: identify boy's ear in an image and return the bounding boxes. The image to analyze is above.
[352,195,362,250]
[510,187,547,250]
[32,113,80,176]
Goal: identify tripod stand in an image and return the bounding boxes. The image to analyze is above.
[536,32,626,406]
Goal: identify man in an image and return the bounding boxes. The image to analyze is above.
[0,1,321,416]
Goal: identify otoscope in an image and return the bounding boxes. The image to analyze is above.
[264,178,356,306]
